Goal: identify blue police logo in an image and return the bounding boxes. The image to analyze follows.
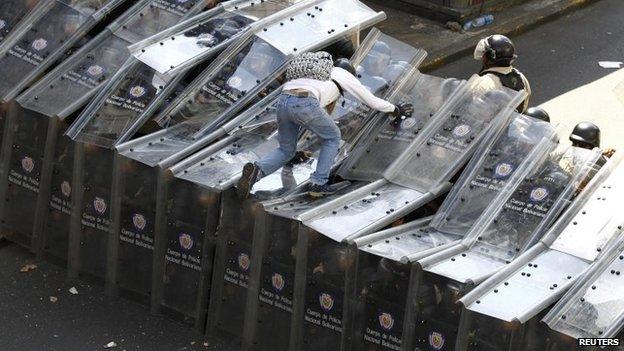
[319,293,334,312]
[530,187,549,202]
[494,162,514,179]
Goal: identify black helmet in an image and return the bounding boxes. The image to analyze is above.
[570,121,601,149]
[334,58,356,75]
[525,107,550,123]
[485,35,516,65]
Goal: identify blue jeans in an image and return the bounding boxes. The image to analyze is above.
[256,94,341,185]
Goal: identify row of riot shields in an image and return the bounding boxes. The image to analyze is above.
[208,43,527,351]
[0,0,211,261]
[215,56,527,350]
[339,112,558,351]
[453,159,624,351]
[0,0,128,102]
[398,144,604,351]
[99,0,386,334]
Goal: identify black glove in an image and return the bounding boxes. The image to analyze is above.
[391,102,414,118]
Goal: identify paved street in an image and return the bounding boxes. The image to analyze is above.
[430,0,624,148]
[1,0,623,350]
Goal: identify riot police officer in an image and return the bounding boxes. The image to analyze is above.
[569,121,616,163]
[473,34,531,113]
[525,106,550,123]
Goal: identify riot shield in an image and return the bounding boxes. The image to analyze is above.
[16,30,131,118]
[16,0,207,119]
[117,0,385,167]
[423,145,603,284]
[132,0,308,76]
[0,0,41,43]
[407,145,602,351]
[454,161,624,351]
[384,76,527,193]
[113,0,208,43]
[0,0,126,101]
[65,58,180,148]
[544,233,624,340]
[338,74,463,181]
[104,0,384,329]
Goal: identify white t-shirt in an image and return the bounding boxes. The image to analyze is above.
[282,67,396,113]
[478,66,532,112]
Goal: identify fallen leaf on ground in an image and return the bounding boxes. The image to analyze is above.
[104,341,118,348]
[20,263,37,273]
[49,296,58,303]
[69,287,79,295]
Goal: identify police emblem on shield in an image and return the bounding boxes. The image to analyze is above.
[32,38,48,51]
[530,187,549,202]
[378,312,394,331]
[237,253,250,272]
[93,197,107,214]
[129,86,146,98]
[271,273,285,292]
[61,181,71,197]
[228,76,242,89]
[452,124,471,138]
[132,213,146,231]
[494,162,513,179]
[428,331,445,350]
[21,156,34,173]
[401,117,417,130]
[87,65,104,76]
[178,233,194,251]
[319,293,334,312]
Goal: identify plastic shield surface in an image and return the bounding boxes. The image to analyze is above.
[384,77,525,192]
[425,146,603,283]
[134,10,256,74]
[121,1,383,166]
[430,114,558,237]
[338,74,462,181]
[544,234,624,339]
[0,0,40,43]
[113,0,207,43]
[66,59,177,148]
[303,181,427,242]
[154,35,285,130]
[133,0,303,75]
[17,32,130,117]
[300,31,427,163]
[549,162,624,261]
[0,0,124,100]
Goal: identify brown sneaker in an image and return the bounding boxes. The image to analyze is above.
[237,163,261,199]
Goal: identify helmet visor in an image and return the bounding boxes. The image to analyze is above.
[473,38,488,60]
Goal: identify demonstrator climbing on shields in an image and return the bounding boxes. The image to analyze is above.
[237,51,414,198]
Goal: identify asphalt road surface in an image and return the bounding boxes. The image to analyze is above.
[431,0,624,106]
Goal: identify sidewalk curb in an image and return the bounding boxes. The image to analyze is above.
[420,0,602,72]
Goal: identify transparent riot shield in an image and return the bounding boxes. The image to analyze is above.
[544,233,624,341]
[113,0,208,43]
[16,0,207,120]
[338,74,463,181]
[407,145,603,351]
[384,76,527,193]
[103,0,384,332]
[0,0,41,43]
[0,0,206,257]
[424,145,603,284]
[454,160,623,351]
[132,0,309,76]
[16,30,131,118]
[0,0,126,101]
[65,58,180,148]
